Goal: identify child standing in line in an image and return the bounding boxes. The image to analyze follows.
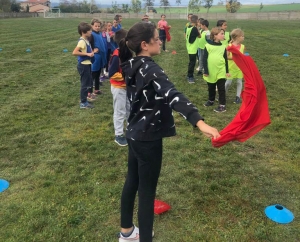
[105,21,113,74]
[226,28,245,104]
[157,14,171,52]
[118,22,220,242]
[72,22,95,109]
[108,29,130,147]
[90,19,105,95]
[217,19,231,47]
[203,27,230,113]
[197,19,210,76]
[100,22,109,82]
[184,13,193,37]
[186,15,200,84]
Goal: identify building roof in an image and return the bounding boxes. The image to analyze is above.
[21,0,49,4]
[29,4,50,12]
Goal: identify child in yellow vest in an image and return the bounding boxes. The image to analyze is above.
[225,28,245,104]
[197,19,210,75]
[203,27,230,113]
[217,19,231,47]
[186,15,201,83]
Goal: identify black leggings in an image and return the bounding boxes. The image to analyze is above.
[92,70,101,91]
[207,78,226,105]
[121,138,163,242]
[159,29,166,51]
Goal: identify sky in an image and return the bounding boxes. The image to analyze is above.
[97,0,300,5]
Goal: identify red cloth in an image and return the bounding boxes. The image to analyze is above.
[212,45,271,148]
[164,26,171,42]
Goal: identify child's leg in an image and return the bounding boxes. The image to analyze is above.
[217,78,226,105]
[207,82,217,101]
[120,139,162,241]
[199,49,205,72]
[197,48,201,68]
[92,70,101,91]
[225,79,232,92]
[188,53,197,78]
[236,78,243,97]
[111,86,127,136]
[77,63,92,103]
[105,48,111,73]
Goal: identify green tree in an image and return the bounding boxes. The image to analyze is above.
[203,0,213,13]
[131,0,141,13]
[160,0,169,13]
[26,4,29,12]
[10,0,21,12]
[188,0,201,13]
[226,0,241,13]
[176,0,181,6]
[0,0,11,12]
[259,2,263,11]
[143,0,154,7]
[121,3,129,12]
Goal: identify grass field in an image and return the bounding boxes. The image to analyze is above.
[0,18,300,242]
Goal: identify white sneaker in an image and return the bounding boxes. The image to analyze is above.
[118,226,154,242]
[119,226,139,242]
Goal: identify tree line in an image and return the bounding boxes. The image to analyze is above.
[0,0,243,13]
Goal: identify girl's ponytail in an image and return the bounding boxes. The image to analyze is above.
[119,38,133,63]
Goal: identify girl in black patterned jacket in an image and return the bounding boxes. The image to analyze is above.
[117,22,220,242]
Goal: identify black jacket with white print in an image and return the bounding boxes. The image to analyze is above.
[121,56,204,141]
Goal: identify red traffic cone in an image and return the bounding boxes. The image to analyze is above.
[154,199,171,214]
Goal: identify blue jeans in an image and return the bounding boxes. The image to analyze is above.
[77,63,92,103]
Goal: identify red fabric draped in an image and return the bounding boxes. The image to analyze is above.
[212,45,271,148]
[164,26,171,42]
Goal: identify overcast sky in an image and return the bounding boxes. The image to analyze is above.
[98,0,300,5]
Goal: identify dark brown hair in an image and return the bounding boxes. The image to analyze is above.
[119,22,157,63]
[77,22,92,35]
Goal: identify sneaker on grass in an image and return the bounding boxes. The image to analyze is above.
[80,102,94,109]
[203,100,214,107]
[87,94,97,102]
[234,96,241,104]
[115,135,128,146]
[188,77,195,84]
[214,105,226,113]
[118,225,154,242]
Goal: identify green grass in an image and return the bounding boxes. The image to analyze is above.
[0,18,300,241]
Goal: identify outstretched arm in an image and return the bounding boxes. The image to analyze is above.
[196,120,220,139]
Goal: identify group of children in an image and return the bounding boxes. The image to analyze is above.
[71,15,249,242]
[185,14,246,113]
[72,15,123,108]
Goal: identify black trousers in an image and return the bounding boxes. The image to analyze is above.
[207,78,226,105]
[121,138,163,242]
[92,70,101,91]
[159,29,166,51]
[187,53,197,78]
[105,48,111,72]
[77,63,92,103]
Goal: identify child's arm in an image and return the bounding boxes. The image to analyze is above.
[203,47,209,76]
[196,120,220,139]
[89,35,99,53]
[108,55,123,81]
[72,46,94,57]
[223,49,230,77]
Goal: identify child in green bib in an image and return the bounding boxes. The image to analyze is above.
[203,27,230,113]
[217,19,231,47]
[225,28,245,104]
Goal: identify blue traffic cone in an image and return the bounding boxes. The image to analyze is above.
[265,204,294,224]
